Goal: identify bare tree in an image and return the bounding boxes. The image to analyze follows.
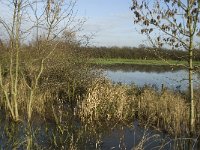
[131,0,200,134]
[0,0,84,122]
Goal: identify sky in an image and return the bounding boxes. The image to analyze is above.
[1,0,199,48]
[76,0,145,47]
[0,0,145,47]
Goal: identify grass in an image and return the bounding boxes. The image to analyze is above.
[80,78,135,124]
[1,47,200,148]
[80,78,200,137]
[0,76,199,149]
[90,58,200,66]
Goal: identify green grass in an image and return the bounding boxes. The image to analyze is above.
[90,58,200,66]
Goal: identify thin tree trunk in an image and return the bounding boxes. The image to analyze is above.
[13,0,22,121]
[189,46,195,134]
[188,0,195,133]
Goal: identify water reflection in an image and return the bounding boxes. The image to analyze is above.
[95,64,180,73]
[101,121,172,150]
[101,65,200,91]
[0,110,199,149]
[0,64,200,149]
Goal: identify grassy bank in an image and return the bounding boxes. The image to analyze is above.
[90,58,200,66]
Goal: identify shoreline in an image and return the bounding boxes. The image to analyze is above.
[90,58,200,66]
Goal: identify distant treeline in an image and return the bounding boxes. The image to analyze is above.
[84,46,200,61]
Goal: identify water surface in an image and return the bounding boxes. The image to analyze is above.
[102,65,200,91]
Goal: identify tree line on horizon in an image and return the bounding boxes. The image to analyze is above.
[1,39,200,61]
[84,46,200,61]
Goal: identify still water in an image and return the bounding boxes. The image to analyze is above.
[102,65,200,91]
[100,65,200,149]
[0,65,199,149]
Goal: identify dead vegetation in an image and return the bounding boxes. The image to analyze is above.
[80,78,200,137]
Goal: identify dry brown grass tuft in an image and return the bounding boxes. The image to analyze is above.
[80,78,200,136]
[137,89,190,135]
[80,78,136,124]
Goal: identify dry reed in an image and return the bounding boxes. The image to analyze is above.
[80,78,200,136]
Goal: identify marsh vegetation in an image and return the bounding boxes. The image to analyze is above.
[0,0,200,149]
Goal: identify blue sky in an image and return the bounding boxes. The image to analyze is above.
[76,0,144,47]
[0,0,144,47]
[1,0,198,48]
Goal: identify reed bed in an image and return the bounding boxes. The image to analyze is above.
[137,88,190,135]
[80,78,200,137]
[80,78,136,124]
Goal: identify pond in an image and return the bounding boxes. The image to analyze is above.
[1,118,197,150]
[0,64,200,149]
[101,121,195,150]
[101,64,200,91]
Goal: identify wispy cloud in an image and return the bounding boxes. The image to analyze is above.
[80,11,144,47]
